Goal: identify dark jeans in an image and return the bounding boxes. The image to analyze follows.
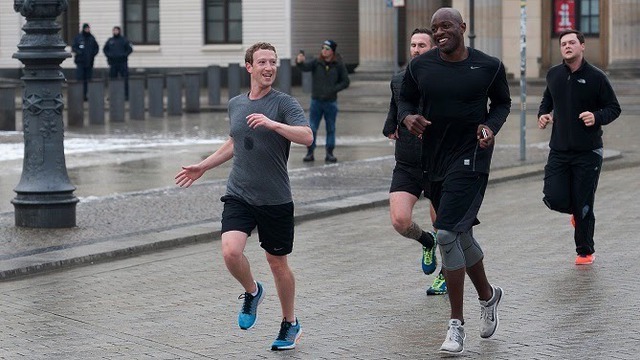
[308,99,338,151]
[75,66,93,99]
[543,149,603,256]
[109,63,129,99]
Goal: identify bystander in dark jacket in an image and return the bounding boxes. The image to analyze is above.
[71,23,99,100]
[104,26,133,100]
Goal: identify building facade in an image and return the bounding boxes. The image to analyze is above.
[358,0,640,78]
[0,1,638,80]
[0,0,358,79]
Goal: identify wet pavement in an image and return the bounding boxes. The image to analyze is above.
[0,161,638,359]
[0,78,639,358]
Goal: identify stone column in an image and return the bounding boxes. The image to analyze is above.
[207,65,221,106]
[0,84,18,131]
[147,74,164,118]
[166,73,183,116]
[88,79,105,125]
[358,0,395,71]
[184,72,200,113]
[108,78,126,123]
[12,0,78,228]
[473,0,503,57]
[66,80,84,127]
[227,63,241,100]
[607,0,640,77]
[128,76,145,120]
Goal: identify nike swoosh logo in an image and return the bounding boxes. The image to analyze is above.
[274,247,284,251]
[470,66,481,69]
[445,248,452,254]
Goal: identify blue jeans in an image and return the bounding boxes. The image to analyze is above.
[308,99,338,151]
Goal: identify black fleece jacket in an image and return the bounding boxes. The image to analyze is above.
[382,70,421,167]
[538,60,621,152]
[297,56,349,101]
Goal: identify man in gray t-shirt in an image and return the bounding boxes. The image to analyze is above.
[226,89,308,206]
[175,42,312,351]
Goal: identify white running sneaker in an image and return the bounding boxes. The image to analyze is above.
[479,285,503,338]
[439,319,465,355]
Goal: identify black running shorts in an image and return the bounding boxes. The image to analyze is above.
[220,195,295,256]
[389,163,430,199]
[430,172,487,232]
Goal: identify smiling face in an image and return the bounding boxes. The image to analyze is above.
[246,49,277,88]
[410,33,434,59]
[559,32,585,64]
[430,9,466,56]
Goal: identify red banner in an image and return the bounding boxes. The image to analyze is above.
[554,0,576,34]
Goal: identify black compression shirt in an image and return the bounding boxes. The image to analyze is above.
[398,47,511,181]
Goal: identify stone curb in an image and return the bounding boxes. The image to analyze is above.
[0,150,622,281]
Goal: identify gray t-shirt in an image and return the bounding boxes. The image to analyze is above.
[226,89,309,206]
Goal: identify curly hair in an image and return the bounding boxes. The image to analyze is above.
[245,42,277,65]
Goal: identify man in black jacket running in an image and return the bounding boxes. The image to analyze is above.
[538,29,621,266]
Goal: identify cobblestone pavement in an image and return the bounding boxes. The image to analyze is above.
[1,163,638,359]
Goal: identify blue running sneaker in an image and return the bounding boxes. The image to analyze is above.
[427,272,447,295]
[421,232,437,274]
[237,281,264,330]
[271,318,302,351]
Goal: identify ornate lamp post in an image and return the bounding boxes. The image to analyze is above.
[12,0,78,228]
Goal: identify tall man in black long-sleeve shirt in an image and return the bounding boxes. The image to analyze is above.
[398,8,511,355]
[538,30,621,266]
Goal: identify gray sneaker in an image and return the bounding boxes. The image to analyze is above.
[439,319,465,354]
[479,285,503,338]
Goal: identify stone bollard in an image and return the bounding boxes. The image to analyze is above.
[166,73,183,116]
[184,71,201,113]
[302,71,312,94]
[88,79,105,125]
[129,76,145,120]
[147,74,164,118]
[276,58,292,94]
[0,84,18,131]
[108,78,126,123]
[66,80,84,127]
[227,63,241,100]
[207,65,221,106]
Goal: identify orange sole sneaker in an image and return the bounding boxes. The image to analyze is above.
[570,215,576,228]
[575,254,595,265]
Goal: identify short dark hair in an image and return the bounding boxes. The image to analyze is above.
[558,29,585,45]
[245,42,277,65]
[411,28,435,45]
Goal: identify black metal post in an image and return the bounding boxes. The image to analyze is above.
[468,0,476,48]
[12,0,78,228]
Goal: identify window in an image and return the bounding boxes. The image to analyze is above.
[124,0,160,45]
[204,0,242,44]
[553,0,599,36]
[579,0,599,35]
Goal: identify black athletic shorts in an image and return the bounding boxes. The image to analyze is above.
[389,163,430,199]
[430,172,487,232]
[220,195,295,256]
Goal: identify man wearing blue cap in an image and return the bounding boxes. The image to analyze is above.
[296,39,350,162]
